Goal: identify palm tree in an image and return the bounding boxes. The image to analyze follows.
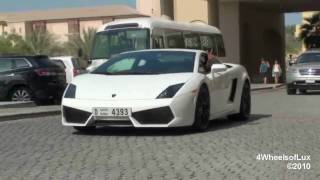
[21,30,61,55]
[0,21,7,35]
[298,12,320,48]
[66,28,97,62]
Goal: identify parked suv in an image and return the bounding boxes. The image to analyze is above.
[50,56,83,84]
[286,50,320,95]
[0,55,67,103]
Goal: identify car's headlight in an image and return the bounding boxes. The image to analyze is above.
[64,84,76,98]
[287,68,298,73]
[157,83,184,99]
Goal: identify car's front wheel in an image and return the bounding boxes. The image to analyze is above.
[287,87,296,95]
[229,82,251,121]
[73,126,96,133]
[192,85,210,131]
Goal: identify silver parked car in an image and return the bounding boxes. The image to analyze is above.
[286,50,320,95]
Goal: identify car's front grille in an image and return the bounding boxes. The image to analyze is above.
[94,120,133,126]
[132,106,174,124]
[299,69,320,76]
[63,106,91,124]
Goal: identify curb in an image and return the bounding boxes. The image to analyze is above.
[0,110,61,122]
[251,84,285,91]
[0,101,36,109]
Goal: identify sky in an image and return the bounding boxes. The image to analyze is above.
[0,0,135,12]
[0,0,301,25]
[285,13,302,26]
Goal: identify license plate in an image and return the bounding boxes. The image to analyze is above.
[92,107,132,118]
[306,80,315,84]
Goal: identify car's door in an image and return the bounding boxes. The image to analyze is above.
[199,53,232,114]
[0,58,16,99]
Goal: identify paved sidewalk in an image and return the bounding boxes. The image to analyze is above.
[0,101,35,108]
[0,105,60,122]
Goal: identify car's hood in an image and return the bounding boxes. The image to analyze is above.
[294,63,320,69]
[72,73,193,100]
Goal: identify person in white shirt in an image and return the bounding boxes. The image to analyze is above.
[272,60,282,84]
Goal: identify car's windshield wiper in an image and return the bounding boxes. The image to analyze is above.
[92,72,114,75]
[129,71,159,75]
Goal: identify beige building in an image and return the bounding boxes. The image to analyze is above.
[136,0,320,81]
[0,5,147,42]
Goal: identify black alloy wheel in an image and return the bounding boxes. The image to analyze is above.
[287,87,296,95]
[9,87,32,102]
[229,82,251,121]
[193,86,210,131]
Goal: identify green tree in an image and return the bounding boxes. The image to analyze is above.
[298,12,320,47]
[21,30,62,55]
[66,28,97,63]
[285,25,301,54]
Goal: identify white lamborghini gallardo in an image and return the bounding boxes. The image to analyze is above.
[62,49,251,132]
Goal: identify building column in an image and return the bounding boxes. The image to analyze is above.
[208,0,220,27]
[160,0,174,19]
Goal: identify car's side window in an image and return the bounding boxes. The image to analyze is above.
[0,59,14,73]
[198,54,210,74]
[52,60,66,69]
[14,58,31,69]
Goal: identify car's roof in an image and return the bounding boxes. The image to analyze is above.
[99,17,221,34]
[301,49,320,54]
[119,49,204,55]
[0,55,49,59]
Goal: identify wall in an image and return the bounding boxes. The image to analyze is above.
[219,2,240,64]
[136,0,161,17]
[46,22,69,42]
[79,20,103,36]
[4,22,26,37]
[173,0,209,23]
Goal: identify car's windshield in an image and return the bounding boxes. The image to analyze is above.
[92,51,195,75]
[297,53,320,64]
[91,28,150,60]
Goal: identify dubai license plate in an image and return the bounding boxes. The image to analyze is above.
[306,79,315,84]
[92,107,132,118]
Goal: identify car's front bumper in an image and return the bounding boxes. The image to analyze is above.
[287,81,320,90]
[286,72,320,90]
[61,93,197,128]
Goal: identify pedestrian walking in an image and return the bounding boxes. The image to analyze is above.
[272,60,282,84]
[259,58,270,84]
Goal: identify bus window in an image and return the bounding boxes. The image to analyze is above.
[200,34,218,54]
[91,29,150,59]
[164,29,185,48]
[152,36,164,48]
[215,34,226,57]
[184,32,200,49]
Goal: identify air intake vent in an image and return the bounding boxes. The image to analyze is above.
[63,106,91,124]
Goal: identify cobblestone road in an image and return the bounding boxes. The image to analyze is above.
[0,89,319,180]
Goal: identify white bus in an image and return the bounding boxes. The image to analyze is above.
[87,17,226,71]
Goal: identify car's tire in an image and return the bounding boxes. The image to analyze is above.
[192,85,210,131]
[73,126,96,133]
[9,86,32,102]
[287,87,296,95]
[299,89,307,94]
[229,82,251,121]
